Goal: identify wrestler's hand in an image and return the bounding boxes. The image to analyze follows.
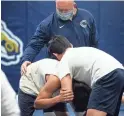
[21,61,31,75]
[59,89,74,102]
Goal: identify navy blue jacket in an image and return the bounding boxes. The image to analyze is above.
[22,8,98,63]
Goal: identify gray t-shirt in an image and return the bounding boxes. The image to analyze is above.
[57,47,124,87]
[20,58,59,96]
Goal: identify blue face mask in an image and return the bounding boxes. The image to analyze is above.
[56,9,73,21]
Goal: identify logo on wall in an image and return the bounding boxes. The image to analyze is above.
[1,20,23,66]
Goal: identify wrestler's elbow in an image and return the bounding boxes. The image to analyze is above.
[34,99,46,109]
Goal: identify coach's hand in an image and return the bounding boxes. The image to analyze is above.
[21,61,31,75]
[60,89,74,102]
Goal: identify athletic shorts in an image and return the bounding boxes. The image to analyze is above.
[18,89,66,116]
[87,68,124,116]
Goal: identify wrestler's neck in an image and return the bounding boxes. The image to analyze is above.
[58,48,71,61]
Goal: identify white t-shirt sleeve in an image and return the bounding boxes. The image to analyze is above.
[57,57,71,80]
[1,70,20,116]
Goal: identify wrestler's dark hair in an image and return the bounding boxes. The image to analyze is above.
[48,35,71,54]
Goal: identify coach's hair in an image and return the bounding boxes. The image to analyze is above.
[48,35,71,54]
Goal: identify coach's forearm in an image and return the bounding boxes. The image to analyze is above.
[21,47,38,63]
[34,95,61,109]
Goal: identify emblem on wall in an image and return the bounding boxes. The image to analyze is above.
[1,20,23,66]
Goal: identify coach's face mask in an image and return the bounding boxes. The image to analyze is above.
[56,9,73,21]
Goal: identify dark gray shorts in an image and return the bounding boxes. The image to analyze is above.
[87,68,124,116]
[18,89,66,116]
